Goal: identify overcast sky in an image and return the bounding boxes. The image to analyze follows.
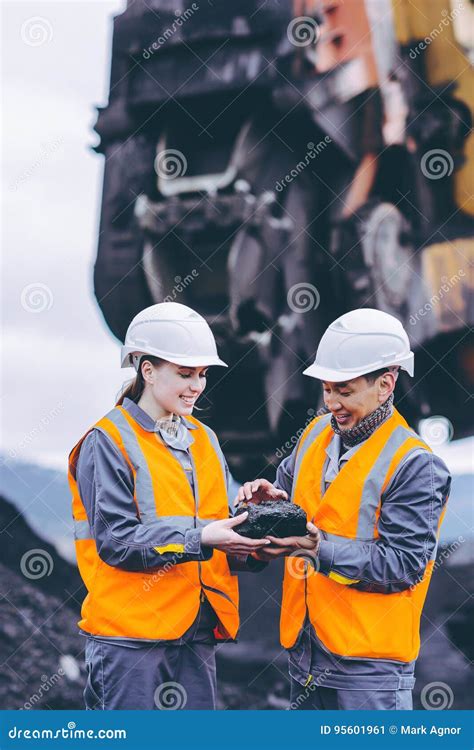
[2,0,128,469]
[1,0,473,476]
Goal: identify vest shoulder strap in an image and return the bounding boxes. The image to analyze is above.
[293,413,332,482]
[182,416,227,484]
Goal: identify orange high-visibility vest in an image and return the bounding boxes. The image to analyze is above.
[281,408,445,662]
[68,406,239,641]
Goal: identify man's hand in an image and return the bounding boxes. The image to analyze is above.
[235,478,288,505]
[251,521,320,562]
[201,513,271,555]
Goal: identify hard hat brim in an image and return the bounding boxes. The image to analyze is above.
[121,348,228,369]
[302,363,368,382]
[303,355,414,382]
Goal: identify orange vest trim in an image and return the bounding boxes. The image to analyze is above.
[281,409,443,662]
[69,408,239,641]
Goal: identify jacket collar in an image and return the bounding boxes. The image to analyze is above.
[325,432,366,469]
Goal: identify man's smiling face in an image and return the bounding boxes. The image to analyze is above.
[322,372,396,431]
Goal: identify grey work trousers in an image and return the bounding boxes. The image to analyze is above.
[289,678,413,710]
[84,636,217,710]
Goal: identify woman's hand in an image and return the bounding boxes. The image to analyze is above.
[235,478,288,505]
[251,521,321,562]
[201,513,271,555]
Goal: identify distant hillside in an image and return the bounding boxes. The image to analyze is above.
[0,456,74,562]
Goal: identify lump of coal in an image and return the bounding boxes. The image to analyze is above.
[235,501,307,539]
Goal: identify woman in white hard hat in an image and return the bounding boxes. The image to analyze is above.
[239,308,451,711]
[68,302,274,710]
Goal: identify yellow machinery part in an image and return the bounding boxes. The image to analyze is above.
[392,0,474,216]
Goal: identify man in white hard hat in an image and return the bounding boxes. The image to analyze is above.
[238,308,451,710]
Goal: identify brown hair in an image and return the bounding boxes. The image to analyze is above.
[116,355,164,406]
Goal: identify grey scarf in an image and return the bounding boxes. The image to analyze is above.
[154,413,180,438]
[331,394,394,449]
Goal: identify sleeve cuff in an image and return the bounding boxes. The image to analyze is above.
[317,539,334,574]
[184,528,213,561]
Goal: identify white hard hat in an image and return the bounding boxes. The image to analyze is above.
[121,302,228,370]
[303,308,414,382]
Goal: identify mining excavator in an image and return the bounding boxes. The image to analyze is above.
[93,0,473,475]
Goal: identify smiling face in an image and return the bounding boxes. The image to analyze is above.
[139,360,208,420]
[322,372,396,431]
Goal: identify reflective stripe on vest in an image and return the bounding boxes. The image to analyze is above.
[100,408,157,522]
[69,408,239,641]
[280,408,442,662]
